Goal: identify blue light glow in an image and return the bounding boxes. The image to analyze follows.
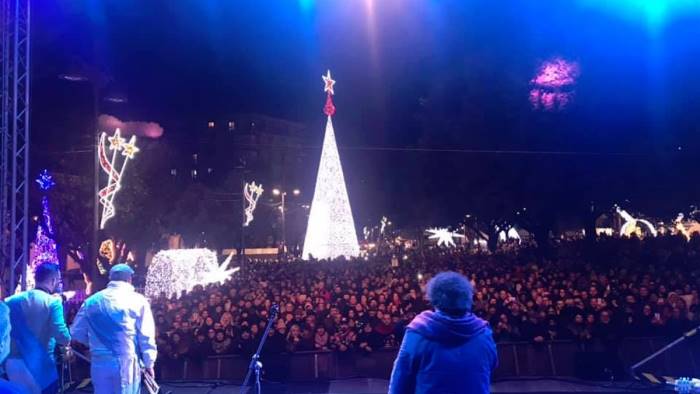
[579,0,700,29]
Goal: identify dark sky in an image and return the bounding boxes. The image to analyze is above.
[31,0,700,230]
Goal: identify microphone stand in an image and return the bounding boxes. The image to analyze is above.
[240,304,279,394]
[630,324,700,376]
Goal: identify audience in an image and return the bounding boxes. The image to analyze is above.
[66,235,700,361]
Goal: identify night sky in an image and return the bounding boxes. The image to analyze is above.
[30,1,700,232]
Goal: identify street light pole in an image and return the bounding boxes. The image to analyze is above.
[280,192,286,256]
[273,188,299,258]
[92,87,99,281]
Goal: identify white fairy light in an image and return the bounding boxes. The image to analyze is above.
[303,71,360,260]
[145,249,239,299]
[243,181,264,226]
[98,129,139,229]
[426,227,465,248]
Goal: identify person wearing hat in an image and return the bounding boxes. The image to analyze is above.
[70,264,157,394]
[4,262,71,394]
[389,271,497,394]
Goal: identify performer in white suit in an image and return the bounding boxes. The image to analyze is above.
[71,264,157,394]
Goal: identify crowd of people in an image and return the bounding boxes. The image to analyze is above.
[68,235,700,362]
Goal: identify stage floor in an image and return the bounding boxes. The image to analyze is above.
[151,378,673,394]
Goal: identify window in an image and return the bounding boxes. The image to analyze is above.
[191,169,198,179]
[208,121,215,128]
[170,169,177,176]
[207,168,213,174]
[228,121,235,130]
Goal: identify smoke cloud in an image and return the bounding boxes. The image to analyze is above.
[98,114,164,138]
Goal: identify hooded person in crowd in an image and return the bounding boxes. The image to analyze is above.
[389,271,497,394]
[4,263,71,394]
[70,264,157,394]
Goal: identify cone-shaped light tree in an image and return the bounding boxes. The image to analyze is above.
[302,71,360,260]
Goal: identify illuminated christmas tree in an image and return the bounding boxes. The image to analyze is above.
[28,170,59,288]
[303,71,360,260]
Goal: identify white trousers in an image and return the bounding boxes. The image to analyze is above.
[90,356,141,394]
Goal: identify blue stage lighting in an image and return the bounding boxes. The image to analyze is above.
[579,0,700,29]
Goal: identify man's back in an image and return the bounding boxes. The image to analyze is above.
[71,281,156,365]
[389,310,497,394]
[4,289,70,359]
[5,289,70,392]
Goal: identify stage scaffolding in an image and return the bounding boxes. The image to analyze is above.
[1,0,30,294]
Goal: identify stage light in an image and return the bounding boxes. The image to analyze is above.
[577,0,700,28]
[272,188,281,196]
[293,189,301,196]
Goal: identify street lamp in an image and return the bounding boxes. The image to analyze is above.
[272,188,300,257]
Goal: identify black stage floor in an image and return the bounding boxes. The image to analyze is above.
[146,378,673,394]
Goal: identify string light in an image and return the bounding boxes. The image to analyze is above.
[145,249,239,299]
[303,70,360,260]
[426,227,465,247]
[243,181,264,226]
[98,128,139,229]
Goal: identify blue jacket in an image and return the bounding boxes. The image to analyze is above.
[389,310,497,394]
[5,289,71,390]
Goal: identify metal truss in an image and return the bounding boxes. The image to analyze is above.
[1,0,30,294]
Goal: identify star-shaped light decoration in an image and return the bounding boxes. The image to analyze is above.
[203,252,241,285]
[322,70,336,95]
[35,169,56,191]
[121,136,140,159]
[108,129,126,151]
[426,227,465,248]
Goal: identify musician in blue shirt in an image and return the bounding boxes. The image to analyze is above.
[4,263,71,394]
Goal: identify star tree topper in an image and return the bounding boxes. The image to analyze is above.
[322,70,336,116]
[322,70,336,95]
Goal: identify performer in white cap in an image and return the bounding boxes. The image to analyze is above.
[4,262,71,394]
[70,264,157,394]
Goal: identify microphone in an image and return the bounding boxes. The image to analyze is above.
[270,304,280,318]
[673,377,700,394]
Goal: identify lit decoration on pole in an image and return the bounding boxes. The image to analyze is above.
[616,207,657,237]
[529,57,580,111]
[243,181,264,227]
[380,216,390,235]
[145,249,239,299]
[98,128,139,229]
[426,227,465,248]
[302,70,360,260]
